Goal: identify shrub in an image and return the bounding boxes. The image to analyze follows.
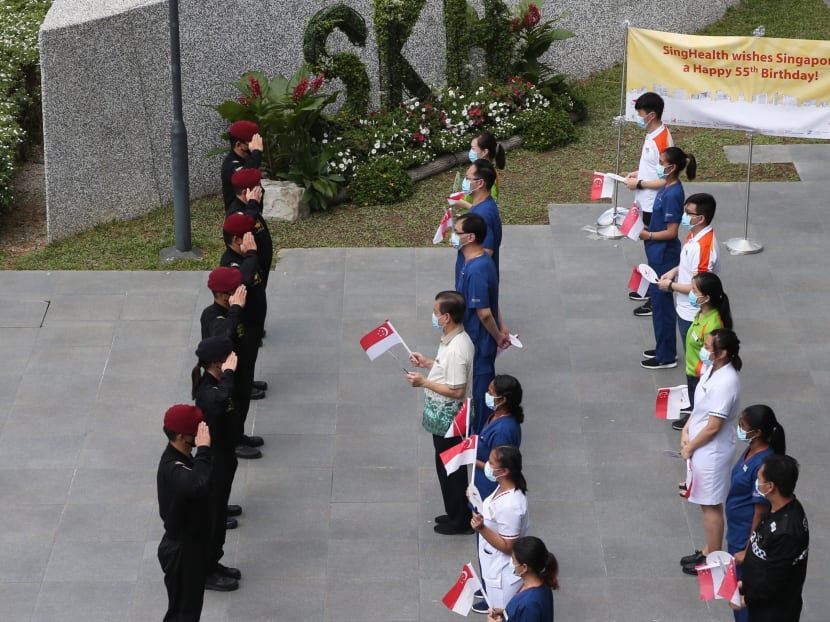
[514,100,576,151]
[347,156,413,206]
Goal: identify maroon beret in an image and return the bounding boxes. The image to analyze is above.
[207,266,242,293]
[229,120,259,142]
[223,213,255,237]
[164,404,203,435]
[231,168,262,190]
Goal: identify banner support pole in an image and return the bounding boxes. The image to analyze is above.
[596,20,630,240]
[726,130,764,255]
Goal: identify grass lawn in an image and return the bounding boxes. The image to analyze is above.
[3,0,828,271]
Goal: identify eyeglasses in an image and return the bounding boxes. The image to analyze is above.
[684,209,699,216]
[465,176,480,182]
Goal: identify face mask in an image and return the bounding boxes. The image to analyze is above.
[755,478,769,497]
[635,115,647,129]
[468,149,478,163]
[461,177,472,194]
[736,424,753,443]
[699,347,714,366]
[656,164,670,179]
[484,462,500,482]
[688,291,699,308]
[512,563,524,577]
[432,313,443,330]
[450,233,463,250]
[484,393,498,410]
[681,213,692,228]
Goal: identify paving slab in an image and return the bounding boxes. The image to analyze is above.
[2,167,830,620]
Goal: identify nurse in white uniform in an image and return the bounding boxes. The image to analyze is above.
[679,328,742,572]
[471,445,529,613]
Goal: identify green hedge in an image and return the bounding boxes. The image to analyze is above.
[0,0,51,212]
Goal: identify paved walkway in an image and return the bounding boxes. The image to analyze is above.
[1,148,829,620]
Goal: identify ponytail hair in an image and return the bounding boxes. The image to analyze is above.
[662,146,696,181]
[742,404,786,455]
[694,272,733,330]
[710,328,742,371]
[493,374,524,423]
[513,536,559,590]
[474,131,506,169]
[191,361,208,400]
[493,445,527,494]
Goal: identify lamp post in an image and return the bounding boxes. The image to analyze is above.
[160,0,202,262]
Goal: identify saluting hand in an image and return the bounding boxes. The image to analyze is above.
[249,133,264,152]
[195,421,211,448]
[246,185,263,203]
[222,352,238,373]
[229,284,247,308]
[241,231,257,253]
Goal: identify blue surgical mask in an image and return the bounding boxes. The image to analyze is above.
[699,347,714,366]
[737,424,752,443]
[461,177,471,194]
[432,313,443,330]
[656,164,669,179]
[450,233,462,250]
[468,149,478,163]
[483,461,499,482]
[688,291,699,308]
[681,213,692,228]
[635,115,647,129]
[755,478,769,497]
[484,393,498,410]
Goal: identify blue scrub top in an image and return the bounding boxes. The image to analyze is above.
[474,415,522,498]
[725,447,772,552]
[456,253,499,371]
[505,585,554,622]
[644,182,683,267]
[454,196,503,282]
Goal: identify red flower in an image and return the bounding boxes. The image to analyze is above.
[523,3,541,29]
[292,78,310,102]
[412,131,426,144]
[311,72,325,90]
[510,18,520,31]
[238,96,251,106]
[247,75,262,100]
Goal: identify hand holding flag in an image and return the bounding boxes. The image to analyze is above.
[444,398,471,438]
[696,553,740,606]
[621,202,644,240]
[433,207,454,244]
[442,563,485,615]
[359,319,412,361]
[655,385,690,420]
[591,172,625,200]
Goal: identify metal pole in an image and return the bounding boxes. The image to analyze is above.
[725,131,763,255]
[596,21,630,239]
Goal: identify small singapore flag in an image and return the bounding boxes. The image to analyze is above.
[628,266,650,298]
[433,207,454,244]
[621,202,644,240]
[445,398,471,439]
[359,320,403,361]
[440,435,478,475]
[442,563,483,615]
[655,385,690,420]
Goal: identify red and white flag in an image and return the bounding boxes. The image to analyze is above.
[590,172,605,200]
[359,320,403,361]
[442,563,483,615]
[433,207,454,244]
[440,435,478,475]
[621,202,644,240]
[655,385,690,420]
[447,190,466,205]
[697,556,740,605]
[628,266,650,298]
[444,398,471,438]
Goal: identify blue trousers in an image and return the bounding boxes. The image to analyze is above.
[650,280,677,364]
[471,371,495,435]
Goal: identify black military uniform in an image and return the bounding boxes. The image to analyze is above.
[742,497,809,622]
[221,120,262,207]
[193,357,239,584]
[227,194,273,289]
[157,408,212,621]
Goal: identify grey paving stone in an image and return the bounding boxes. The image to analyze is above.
[325,578,419,622]
[236,499,331,541]
[44,541,144,582]
[0,582,40,620]
[33,581,137,622]
[56,503,156,542]
[332,467,419,503]
[68,468,156,504]
[330,501,420,540]
[723,143,794,164]
[0,299,49,327]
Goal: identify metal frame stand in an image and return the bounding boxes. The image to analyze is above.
[726,131,764,255]
[596,21,630,240]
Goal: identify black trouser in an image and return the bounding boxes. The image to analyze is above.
[158,534,207,621]
[433,435,472,530]
[207,450,238,572]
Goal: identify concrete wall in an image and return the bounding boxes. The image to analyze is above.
[39,0,739,241]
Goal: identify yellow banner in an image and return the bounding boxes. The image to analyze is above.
[626,27,830,139]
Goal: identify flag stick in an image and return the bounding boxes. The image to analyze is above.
[385,320,413,356]
[384,349,409,374]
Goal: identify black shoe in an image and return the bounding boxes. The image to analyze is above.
[250,387,266,400]
[633,302,653,317]
[434,514,450,524]
[226,504,242,517]
[629,291,649,302]
[473,589,484,600]
[217,563,241,580]
[680,550,705,566]
[241,434,264,447]
[640,358,677,370]
[226,517,238,530]
[252,380,268,391]
[682,562,701,576]
[235,444,262,459]
[205,571,239,591]
[471,600,490,614]
[672,414,691,431]
[433,523,474,535]
[642,349,656,359]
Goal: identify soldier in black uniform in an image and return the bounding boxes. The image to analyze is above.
[157,404,212,621]
[228,167,273,289]
[220,214,267,460]
[192,336,242,592]
[221,120,263,207]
